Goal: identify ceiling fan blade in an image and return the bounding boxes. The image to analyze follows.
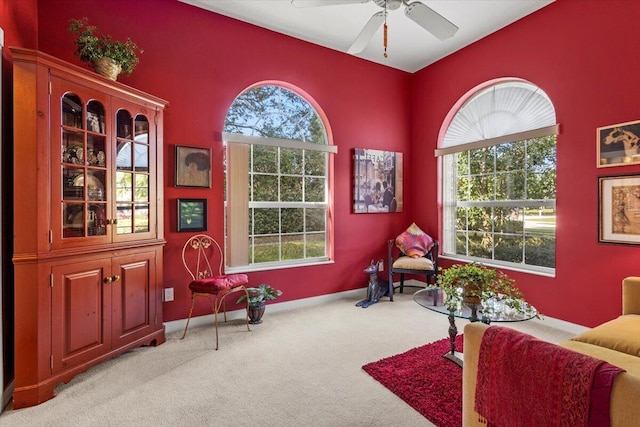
[290,0,369,8]
[347,11,384,54]
[404,1,458,41]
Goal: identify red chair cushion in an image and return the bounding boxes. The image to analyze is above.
[189,273,249,294]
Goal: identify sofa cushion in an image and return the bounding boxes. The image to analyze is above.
[570,314,640,358]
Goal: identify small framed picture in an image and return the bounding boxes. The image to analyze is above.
[177,198,207,232]
[86,112,101,133]
[598,174,640,245]
[596,119,640,167]
[175,145,211,188]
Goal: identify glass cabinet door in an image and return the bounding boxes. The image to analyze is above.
[114,106,154,240]
[55,82,109,246]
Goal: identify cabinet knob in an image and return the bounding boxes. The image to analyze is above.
[104,277,113,284]
[113,275,121,282]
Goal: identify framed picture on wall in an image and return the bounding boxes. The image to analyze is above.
[177,198,207,232]
[598,174,640,245]
[352,148,403,213]
[175,145,211,188]
[596,119,640,168]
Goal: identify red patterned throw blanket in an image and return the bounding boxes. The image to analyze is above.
[475,326,623,427]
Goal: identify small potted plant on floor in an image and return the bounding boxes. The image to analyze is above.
[236,284,282,324]
[434,262,532,316]
[68,17,142,80]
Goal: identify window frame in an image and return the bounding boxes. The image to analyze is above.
[438,79,558,276]
[441,135,557,276]
[222,84,335,273]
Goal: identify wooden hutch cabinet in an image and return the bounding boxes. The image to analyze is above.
[11,48,168,408]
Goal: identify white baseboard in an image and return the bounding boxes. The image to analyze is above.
[530,315,589,335]
[163,279,588,336]
[164,288,363,334]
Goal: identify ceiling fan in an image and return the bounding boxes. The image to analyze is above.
[290,0,458,57]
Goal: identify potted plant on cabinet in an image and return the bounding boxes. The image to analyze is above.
[236,284,283,324]
[434,262,535,317]
[68,17,142,81]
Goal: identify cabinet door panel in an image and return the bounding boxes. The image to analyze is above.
[51,76,111,249]
[51,259,111,373]
[112,97,157,243]
[112,251,156,346]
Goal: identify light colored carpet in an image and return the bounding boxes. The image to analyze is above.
[0,289,577,427]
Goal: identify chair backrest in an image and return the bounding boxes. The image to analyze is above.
[182,234,224,280]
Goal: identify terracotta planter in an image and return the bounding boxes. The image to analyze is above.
[247,301,266,324]
[462,294,482,305]
[93,57,122,81]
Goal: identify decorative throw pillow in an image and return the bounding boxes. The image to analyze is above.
[570,315,640,357]
[395,223,434,258]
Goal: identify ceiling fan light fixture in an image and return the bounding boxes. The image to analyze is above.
[297,0,458,57]
[373,0,401,10]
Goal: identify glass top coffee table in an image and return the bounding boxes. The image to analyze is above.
[413,288,538,367]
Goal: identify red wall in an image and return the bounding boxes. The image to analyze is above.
[0,0,38,49]
[34,0,414,322]
[11,0,637,327]
[411,0,640,327]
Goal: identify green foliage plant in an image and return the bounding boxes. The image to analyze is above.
[236,284,282,306]
[69,17,142,75]
[433,262,528,314]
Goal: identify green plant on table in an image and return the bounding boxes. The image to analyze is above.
[433,262,528,314]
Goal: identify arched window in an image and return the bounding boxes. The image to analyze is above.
[437,79,558,274]
[223,84,336,271]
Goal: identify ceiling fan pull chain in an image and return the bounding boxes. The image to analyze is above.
[383,22,388,58]
[383,2,388,58]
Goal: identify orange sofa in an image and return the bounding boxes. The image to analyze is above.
[463,276,640,426]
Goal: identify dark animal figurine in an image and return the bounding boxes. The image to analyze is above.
[356,259,391,308]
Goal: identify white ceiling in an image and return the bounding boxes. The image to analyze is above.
[179,0,554,73]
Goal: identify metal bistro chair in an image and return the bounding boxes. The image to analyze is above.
[180,234,251,349]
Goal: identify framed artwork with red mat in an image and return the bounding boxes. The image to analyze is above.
[362,335,463,427]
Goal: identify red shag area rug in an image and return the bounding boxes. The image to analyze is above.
[362,335,463,427]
